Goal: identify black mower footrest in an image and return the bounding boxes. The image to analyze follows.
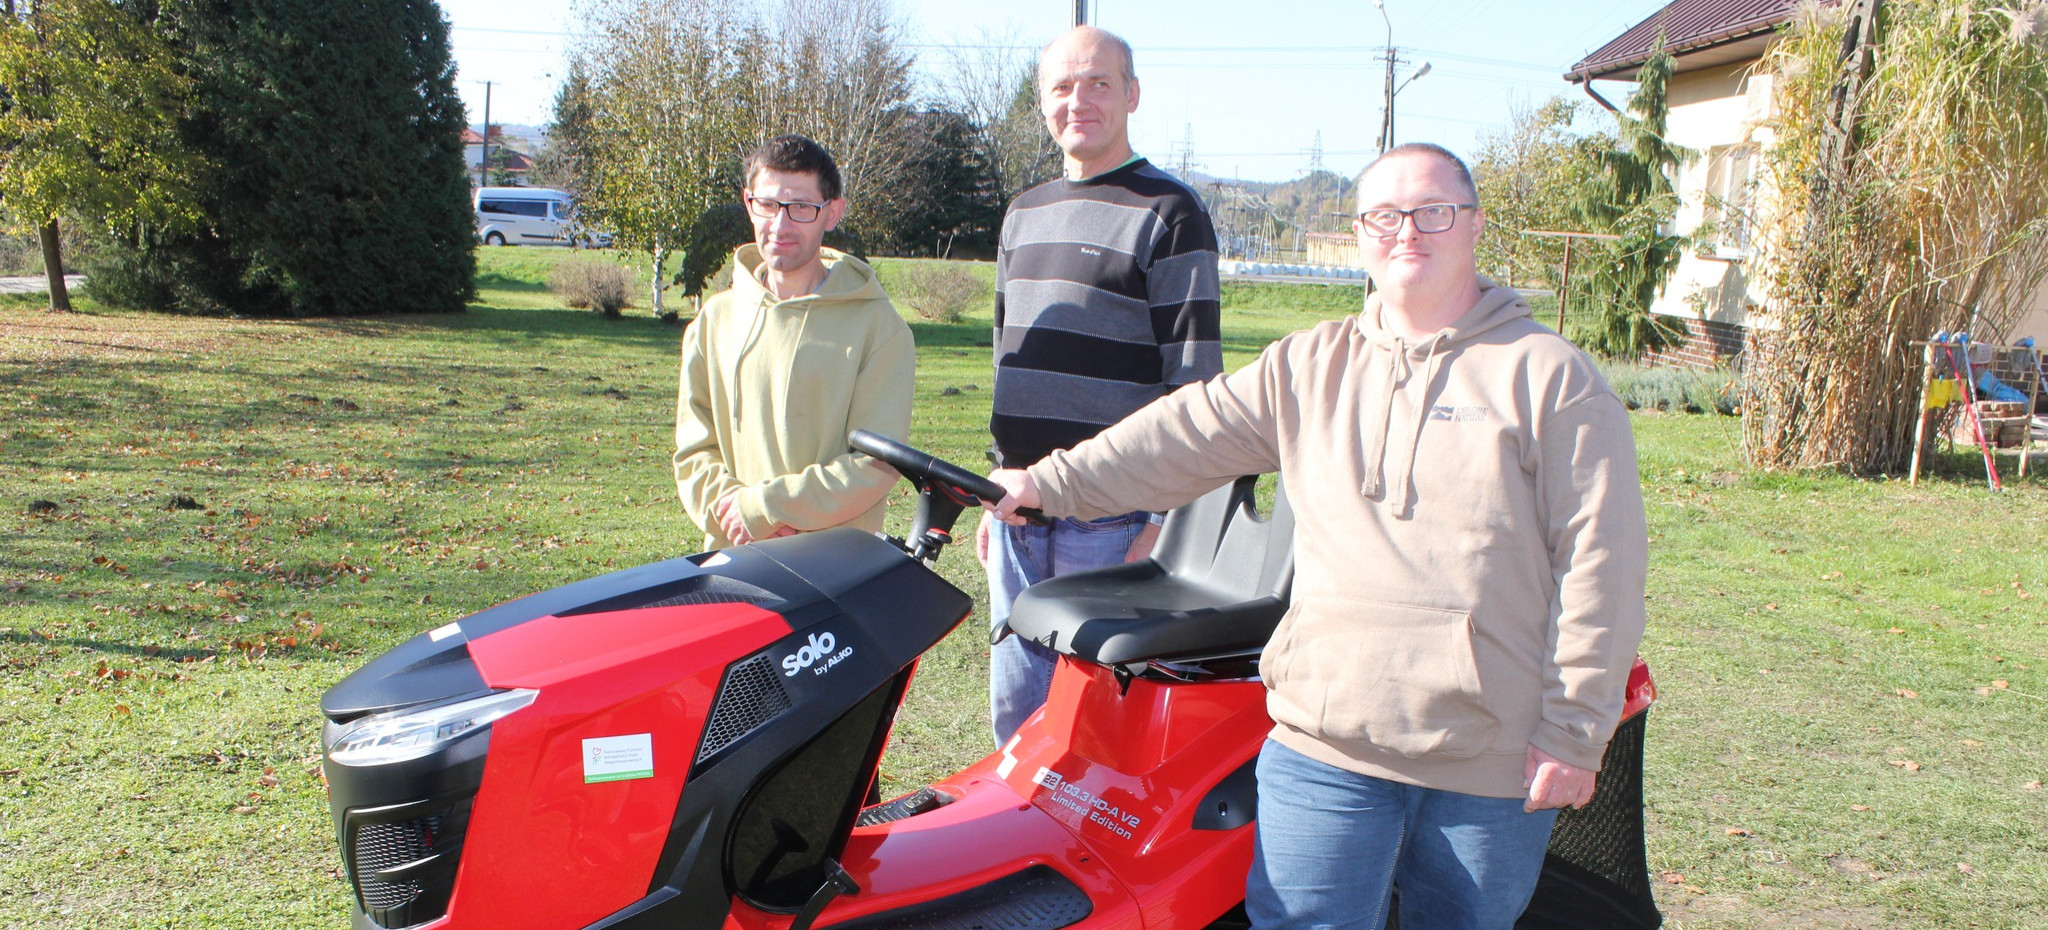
[855,787,951,827]
[821,864,1092,930]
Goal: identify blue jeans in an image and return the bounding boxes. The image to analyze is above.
[987,511,1149,745]
[1247,739,1557,930]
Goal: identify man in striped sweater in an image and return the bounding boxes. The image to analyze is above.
[977,25,1223,746]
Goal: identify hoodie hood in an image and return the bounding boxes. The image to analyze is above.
[1355,276,1532,518]
[730,245,890,308]
[722,246,893,416]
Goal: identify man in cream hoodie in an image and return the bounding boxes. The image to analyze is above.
[674,135,913,550]
[984,143,1647,930]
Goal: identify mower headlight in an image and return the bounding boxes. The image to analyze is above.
[327,688,539,766]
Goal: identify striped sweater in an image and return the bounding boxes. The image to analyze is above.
[990,159,1223,467]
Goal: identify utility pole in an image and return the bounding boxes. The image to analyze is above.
[1371,0,1394,152]
[478,80,494,188]
[1388,60,1430,149]
[1073,0,1086,27]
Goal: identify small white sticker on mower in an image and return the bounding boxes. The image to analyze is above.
[583,733,654,783]
[428,622,462,642]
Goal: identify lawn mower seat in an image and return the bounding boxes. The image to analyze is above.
[1002,474,1294,668]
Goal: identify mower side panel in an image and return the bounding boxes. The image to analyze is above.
[1005,660,1271,930]
[445,602,787,930]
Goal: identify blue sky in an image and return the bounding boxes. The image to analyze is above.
[439,0,1670,183]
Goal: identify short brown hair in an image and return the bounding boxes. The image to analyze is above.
[743,134,842,201]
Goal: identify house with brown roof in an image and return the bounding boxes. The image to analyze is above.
[1566,0,2048,367]
[463,126,534,186]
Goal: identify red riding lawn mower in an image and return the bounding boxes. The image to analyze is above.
[319,431,1661,930]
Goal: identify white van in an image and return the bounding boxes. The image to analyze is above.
[474,187,609,247]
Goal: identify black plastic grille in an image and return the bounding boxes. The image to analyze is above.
[345,799,470,929]
[697,654,794,764]
[823,864,1093,930]
[353,815,440,910]
[561,574,780,617]
[638,590,776,609]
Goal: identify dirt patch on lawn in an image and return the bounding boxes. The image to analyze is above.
[1657,886,1902,929]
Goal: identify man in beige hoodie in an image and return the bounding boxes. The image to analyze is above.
[985,143,1647,930]
[673,135,913,550]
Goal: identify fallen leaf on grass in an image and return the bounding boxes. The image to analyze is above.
[257,774,280,789]
[231,803,260,814]
[1886,627,1906,635]
[1888,760,1922,772]
[1894,688,1918,699]
[1851,804,1871,812]
[2026,781,2042,791]
[112,704,130,716]
[1993,680,2010,689]
[1659,871,1684,884]
[1958,863,1977,875]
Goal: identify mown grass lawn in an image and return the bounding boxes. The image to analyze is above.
[1,249,2043,930]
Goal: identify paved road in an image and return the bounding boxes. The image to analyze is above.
[0,274,83,295]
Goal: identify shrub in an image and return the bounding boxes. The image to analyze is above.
[1598,360,1739,415]
[894,262,985,324]
[550,260,632,318]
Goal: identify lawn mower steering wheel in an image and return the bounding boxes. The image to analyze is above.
[848,430,1047,526]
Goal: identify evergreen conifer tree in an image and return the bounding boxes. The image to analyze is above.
[1569,48,1692,359]
[95,0,474,316]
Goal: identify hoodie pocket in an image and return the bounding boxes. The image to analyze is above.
[1266,597,1498,760]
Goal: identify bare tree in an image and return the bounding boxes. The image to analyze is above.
[571,0,759,317]
[755,0,920,247]
[930,27,1058,208]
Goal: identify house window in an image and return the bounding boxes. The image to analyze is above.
[1701,144,1756,258]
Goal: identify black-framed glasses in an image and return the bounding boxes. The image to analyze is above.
[745,195,826,223]
[1357,202,1476,237]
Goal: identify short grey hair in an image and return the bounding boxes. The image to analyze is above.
[1038,26,1137,89]
[1355,143,1479,208]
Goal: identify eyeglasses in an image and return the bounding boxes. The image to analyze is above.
[1356,203,1476,237]
[745,195,826,223]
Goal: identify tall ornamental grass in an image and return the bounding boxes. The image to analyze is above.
[1746,0,2048,473]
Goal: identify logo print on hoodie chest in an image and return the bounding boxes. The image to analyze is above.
[1428,404,1490,423]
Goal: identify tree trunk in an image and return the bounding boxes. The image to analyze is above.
[40,218,73,312]
[649,246,667,318]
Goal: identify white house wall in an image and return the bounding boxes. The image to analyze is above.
[1655,62,1776,329]
[1650,58,2048,346]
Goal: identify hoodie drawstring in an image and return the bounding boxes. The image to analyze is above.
[1360,339,1403,499]
[1358,332,1445,521]
[1387,337,1445,520]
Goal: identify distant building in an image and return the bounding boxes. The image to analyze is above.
[463,127,533,186]
[1305,231,1363,269]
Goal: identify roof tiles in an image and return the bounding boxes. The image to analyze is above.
[1567,0,1808,80]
